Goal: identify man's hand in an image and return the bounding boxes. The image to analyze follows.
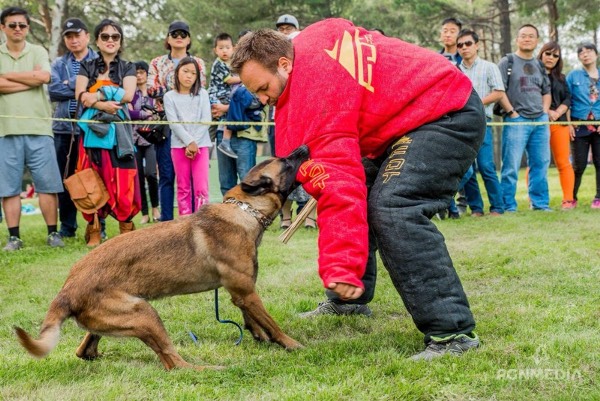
[211,103,228,118]
[96,100,122,114]
[327,282,364,301]
[548,110,560,122]
[80,92,97,108]
[568,125,576,141]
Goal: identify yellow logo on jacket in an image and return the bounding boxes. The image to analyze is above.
[325,30,376,93]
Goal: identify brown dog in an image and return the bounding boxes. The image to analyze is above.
[15,145,309,370]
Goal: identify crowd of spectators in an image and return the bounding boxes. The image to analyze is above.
[1,7,599,254]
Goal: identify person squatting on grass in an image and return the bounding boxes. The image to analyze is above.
[231,19,484,360]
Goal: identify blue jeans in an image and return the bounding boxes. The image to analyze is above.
[155,128,175,221]
[464,124,504,213]
[54,134,79,235]
[216,130,258,196]
[501,114,550,211]
[449,166,474,214]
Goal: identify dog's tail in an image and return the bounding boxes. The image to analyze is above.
[14,294,71,358]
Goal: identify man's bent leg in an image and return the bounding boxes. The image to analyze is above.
[369,91,484,344]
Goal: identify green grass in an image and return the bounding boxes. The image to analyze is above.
[1,164,599,401]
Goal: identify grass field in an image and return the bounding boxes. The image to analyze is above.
[0,165,598,401]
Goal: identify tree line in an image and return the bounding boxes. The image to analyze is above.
[1,0,598,68]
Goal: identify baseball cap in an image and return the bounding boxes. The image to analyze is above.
[168,20,190,34]
[577,42,598,55]
[61,18,88,36]
[276,14,299,30]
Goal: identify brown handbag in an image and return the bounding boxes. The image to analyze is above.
[63,167,109,214]
[63,93,109,216]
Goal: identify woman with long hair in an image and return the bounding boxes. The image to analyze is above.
[567,42,600,209]
[147,21,206,221]
[75,19,141,246]
[537,41,575,209]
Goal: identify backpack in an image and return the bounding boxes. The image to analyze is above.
[493,54,547,116]
[493,54,514,117]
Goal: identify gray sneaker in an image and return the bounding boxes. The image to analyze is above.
[46,232,65,248]
[217,142,238,159]
[299,299,372,318]
[410,333,480,361]
[3,236,23,251]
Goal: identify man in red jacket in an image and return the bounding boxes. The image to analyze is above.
[232,19,484,360]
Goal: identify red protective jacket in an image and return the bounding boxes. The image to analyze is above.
[275,19,473,290]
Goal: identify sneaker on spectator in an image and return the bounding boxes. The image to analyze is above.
[448,211,460,219]
[591,198,600,209]
[218,142,238,159]
[410,332,480,361]
[561,200,577,210]
[3,236,23,251]
[47,232,65,248]
[299,299,372,318]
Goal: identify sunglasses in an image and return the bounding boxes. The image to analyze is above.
[99,33,121,42]
[457,41,475,49]
[277,26,296,33]
[543,51,560,59]
[6,22,28,30]
[170,30,189,39]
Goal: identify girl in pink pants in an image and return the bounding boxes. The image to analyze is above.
[163,57,212,216]
[170,147,210,214]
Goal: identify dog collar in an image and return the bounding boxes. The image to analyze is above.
[224,198,273,229]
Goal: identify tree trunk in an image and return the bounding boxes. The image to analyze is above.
[48,0,67,60]
[497,0,512,56]
[547,0,559,42]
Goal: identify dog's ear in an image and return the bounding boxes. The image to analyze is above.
[241,176,273,195]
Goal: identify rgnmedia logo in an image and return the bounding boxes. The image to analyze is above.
[496,368,583,381]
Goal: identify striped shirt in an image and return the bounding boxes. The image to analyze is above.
[459,57,504,118]
[69,56,82,115]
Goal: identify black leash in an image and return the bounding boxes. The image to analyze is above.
[188,289,243,346]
